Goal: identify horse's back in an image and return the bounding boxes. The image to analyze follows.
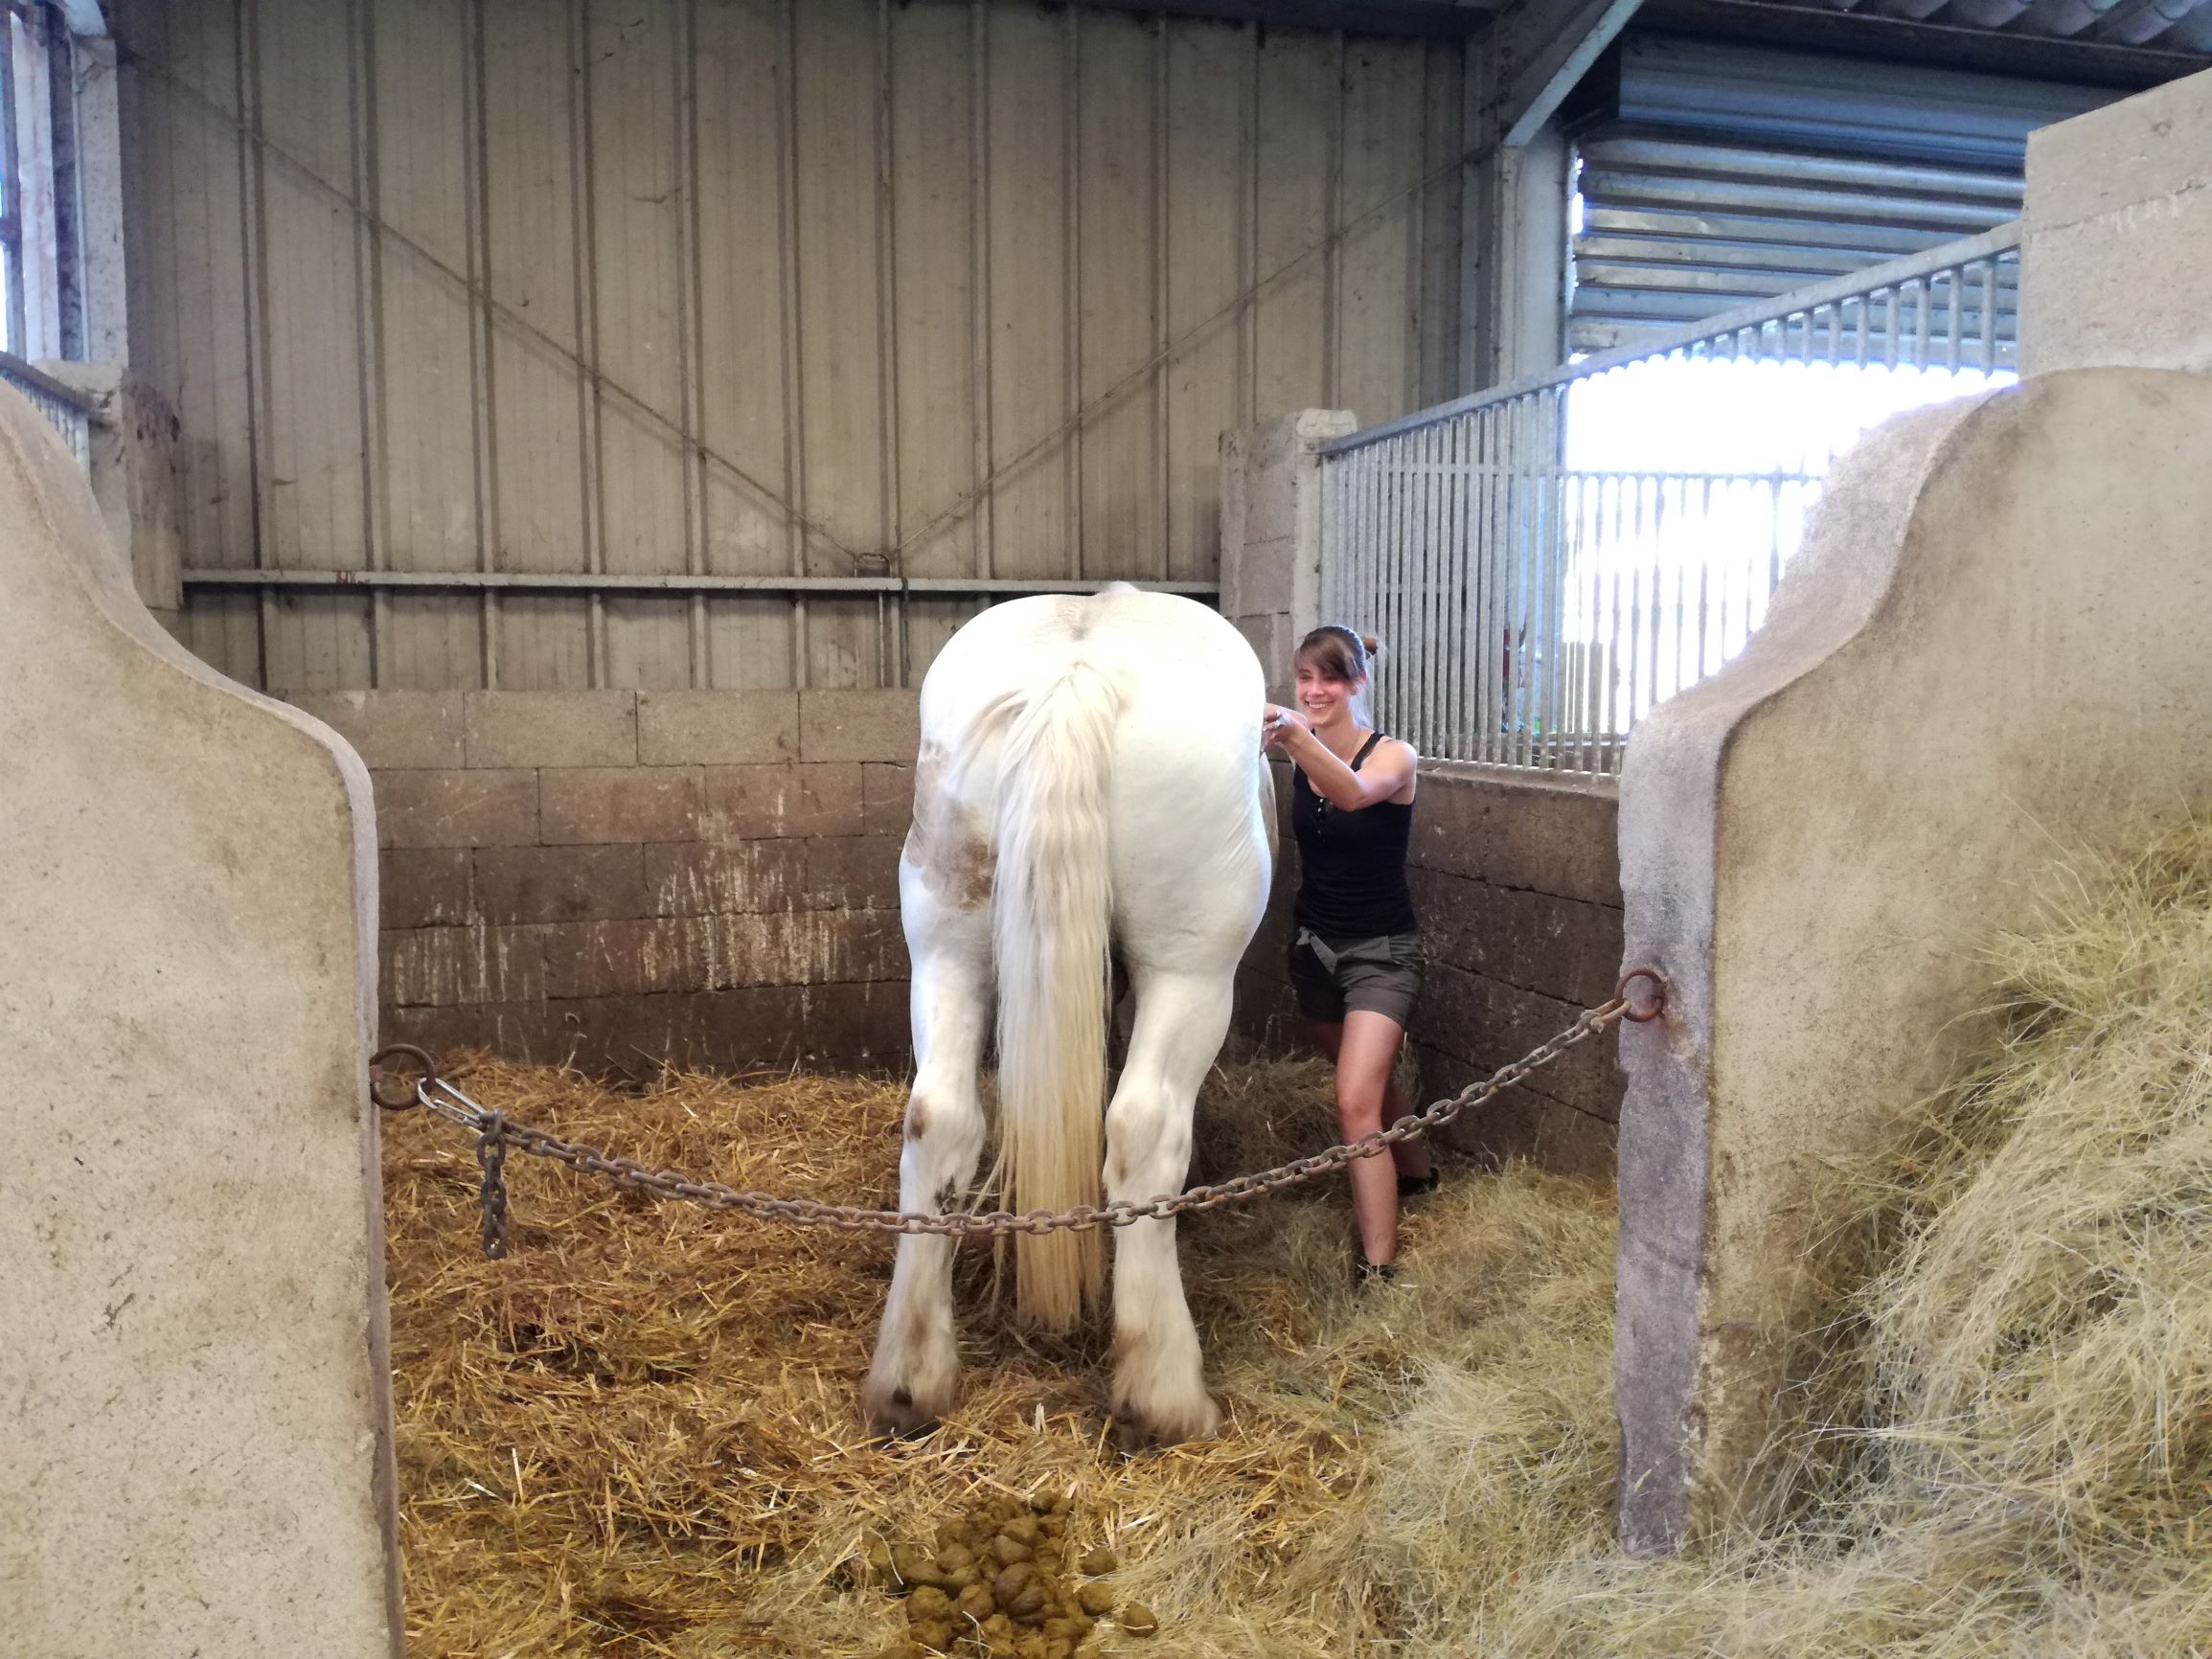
[919,588,1265,824]
[918,588,1269,955]
[921,588,1259,729]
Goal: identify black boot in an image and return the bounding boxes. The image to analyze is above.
[1353,1255,1399,1286]
[1397,1170,1440,1199]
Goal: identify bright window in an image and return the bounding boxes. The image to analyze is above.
[0,10,23,354]
[1,3,70,362]
[1564,352,2016,477]
[1552,356,2015,706]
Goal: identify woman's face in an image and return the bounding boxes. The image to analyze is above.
[1295,660,1361,727]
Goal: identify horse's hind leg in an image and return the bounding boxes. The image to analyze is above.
[1103,967,1233,1450]
[862,879,992,1438]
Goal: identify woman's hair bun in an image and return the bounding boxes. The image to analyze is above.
[1293,624,1377,682]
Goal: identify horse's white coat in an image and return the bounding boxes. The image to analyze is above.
[861,588,1274,1446]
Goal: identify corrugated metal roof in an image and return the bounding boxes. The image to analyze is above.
[1566,34,2068,351]
[1637,0,2212,89]
[1611,33,2114,162]
[1571,134,2025,344]
[1752,0,2212,53]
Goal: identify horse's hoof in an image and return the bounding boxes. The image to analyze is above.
[861,1375,950,1442]
[1111,1408,1154,1457]
[870,1414,940,1444]
[1110,1395,1220,1455]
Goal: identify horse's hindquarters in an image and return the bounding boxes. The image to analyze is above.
[867,587,1269,1442]
[1106,693,1272,968]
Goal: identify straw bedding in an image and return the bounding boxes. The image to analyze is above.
[385,817,2212,1658]
[1490,819,2212,1657]
[382,1057,1620,1658]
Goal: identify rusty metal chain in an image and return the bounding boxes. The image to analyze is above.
[475,1113,510,1261]
[374,969,1666,1255]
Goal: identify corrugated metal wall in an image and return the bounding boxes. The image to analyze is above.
[113,0,1467,693]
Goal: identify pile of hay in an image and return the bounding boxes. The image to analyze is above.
[383,1056,1619,1657]
[1485,821,2212,1657]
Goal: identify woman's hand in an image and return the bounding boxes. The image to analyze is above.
[1262,703,1311,753]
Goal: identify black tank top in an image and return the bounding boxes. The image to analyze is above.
[1289,732,1418,939]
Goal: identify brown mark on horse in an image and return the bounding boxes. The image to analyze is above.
[903,742,995,911]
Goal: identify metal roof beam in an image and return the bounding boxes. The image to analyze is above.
[1491,0,1650,143]
[1065,1,1499,39]
[1637,0,2209,85]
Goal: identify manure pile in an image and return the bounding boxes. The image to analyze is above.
[865,1489,1149,1655]
[383,1057,1620,1657]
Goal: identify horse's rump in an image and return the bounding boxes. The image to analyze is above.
[916,590,1270,1329]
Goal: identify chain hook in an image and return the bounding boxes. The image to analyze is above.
[370,1043,441,1111]
[1616,966,1669,1024]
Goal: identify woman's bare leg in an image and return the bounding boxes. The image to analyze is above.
[1387,1066,1432,1182]
[1311,1020,1431,1189]
[1314,1011,1411,1264]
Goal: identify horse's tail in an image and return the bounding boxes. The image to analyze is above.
[992,660,1122,1329]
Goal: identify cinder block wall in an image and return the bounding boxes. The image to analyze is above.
[294,681,1624,1143]
[288,689,918,1077]
[1238,763,1625,1179]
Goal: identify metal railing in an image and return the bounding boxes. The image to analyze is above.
[0,351,94,470]
[1319,221,2022,774]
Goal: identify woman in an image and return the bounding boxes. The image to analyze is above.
[1262,625,1432,1284]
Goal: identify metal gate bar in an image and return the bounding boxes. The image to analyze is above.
[1318,221,2021,775]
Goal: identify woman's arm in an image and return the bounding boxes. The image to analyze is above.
[1264,709,1416,810]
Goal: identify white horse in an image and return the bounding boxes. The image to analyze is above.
[861,586,1274,1449]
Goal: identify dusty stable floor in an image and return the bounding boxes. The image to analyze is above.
[380,1056,1620,1659]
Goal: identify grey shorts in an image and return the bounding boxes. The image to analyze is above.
[1288,928,1424,1028]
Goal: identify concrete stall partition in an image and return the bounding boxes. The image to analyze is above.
[2021,63,2212,379]
[31,361,185,632]
[1614,367,2212,1555]
[0,388,400,1651]
[1220,408,1358,708]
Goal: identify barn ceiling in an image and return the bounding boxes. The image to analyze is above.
[1086,0,2212,87]
[1640,0,2212,86]
[1078,1,1503,35]
[1695,0,2212,54]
